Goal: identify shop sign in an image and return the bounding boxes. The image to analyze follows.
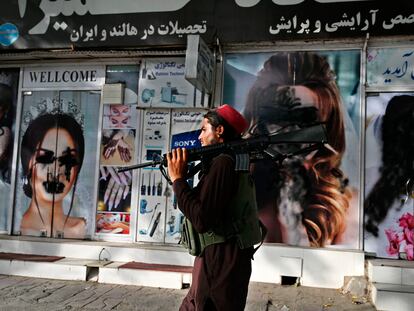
[185,35,215,94]
[23,65,105,88]
[1,0,413,50]
[367,47,414,88]
[171,129,201,149]
[138,58,205,108]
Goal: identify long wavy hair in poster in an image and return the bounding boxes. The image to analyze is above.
[223,50,361,249]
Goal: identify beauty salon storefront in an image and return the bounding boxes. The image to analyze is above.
[0,0,413,289]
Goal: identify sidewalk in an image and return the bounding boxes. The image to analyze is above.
[0,274,376,311]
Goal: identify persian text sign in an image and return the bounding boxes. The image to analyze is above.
[1,0,414,50]
[367,48,414,88]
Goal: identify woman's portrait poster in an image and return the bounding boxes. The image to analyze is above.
[13,91,100,239]
[365,93,413,260]
[0,68,19,232]
[223,50,361,249]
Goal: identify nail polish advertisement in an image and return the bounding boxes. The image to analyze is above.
[96,212,130,235]
[98,166,132,213]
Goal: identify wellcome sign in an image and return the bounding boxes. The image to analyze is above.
[23,66,105,88]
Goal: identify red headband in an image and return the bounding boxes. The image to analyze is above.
[216,104,248,135]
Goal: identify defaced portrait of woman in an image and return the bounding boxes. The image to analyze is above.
[364,95,414,260]
[20,113,86,239]
[243,51,356,247]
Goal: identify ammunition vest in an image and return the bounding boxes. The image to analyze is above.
[180,171,266,257]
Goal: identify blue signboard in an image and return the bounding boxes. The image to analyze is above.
[171,129,201,150]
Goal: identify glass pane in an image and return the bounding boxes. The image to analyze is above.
[0,68,20,233]
[95,65,140,237]
[364,93,414,260]
[223,50,361,249]
[13,90,100,239]
[59,90,100,239]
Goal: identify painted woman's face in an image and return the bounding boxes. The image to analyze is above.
[30,128,79,204]
[263,85,318,133]
[109,105,131,128]
[259,85,320,155]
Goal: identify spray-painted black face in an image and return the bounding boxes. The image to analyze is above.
[43,173,65,194]
[256,86,319,132]
[35,147,78,194]
[259,105,319,129]
[254,86,320,156]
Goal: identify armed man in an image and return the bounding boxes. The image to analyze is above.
[116,103,326,310]
[167,104,264,311]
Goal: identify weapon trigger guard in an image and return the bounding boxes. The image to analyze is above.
[159,164,173,185]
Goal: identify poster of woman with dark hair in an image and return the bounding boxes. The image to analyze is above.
[14,91,100,239]
[0,69,19,232]
[19,113,86,238]
[365,93,414,260]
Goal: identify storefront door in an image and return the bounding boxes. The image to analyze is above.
[12,90,100,239]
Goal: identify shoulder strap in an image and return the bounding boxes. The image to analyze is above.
[252,221,267,255]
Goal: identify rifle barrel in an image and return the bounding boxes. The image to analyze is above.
[267,124,327,144]
[118,160,162,172]
[117,124,327,173]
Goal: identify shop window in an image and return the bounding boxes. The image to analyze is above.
[223,50,361,250]
[0,68,19,233]
[364,92,414,260]
[13,90,101,239]
[98,62,207,244]
[96,65,140,237]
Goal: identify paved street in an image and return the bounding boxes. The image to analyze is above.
[0,274,376,311]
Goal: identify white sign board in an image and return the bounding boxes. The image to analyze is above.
[23,65,105,88]
[138,57,204,108]
[367,47,414,89]
[185,35,215,94]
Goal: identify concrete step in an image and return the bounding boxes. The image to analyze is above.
[0,235,365,289]
[367,259,414,285]
[99,261,193,289]
[0,252,193,289]
[0,257,88,281]
[371,283,414,311]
